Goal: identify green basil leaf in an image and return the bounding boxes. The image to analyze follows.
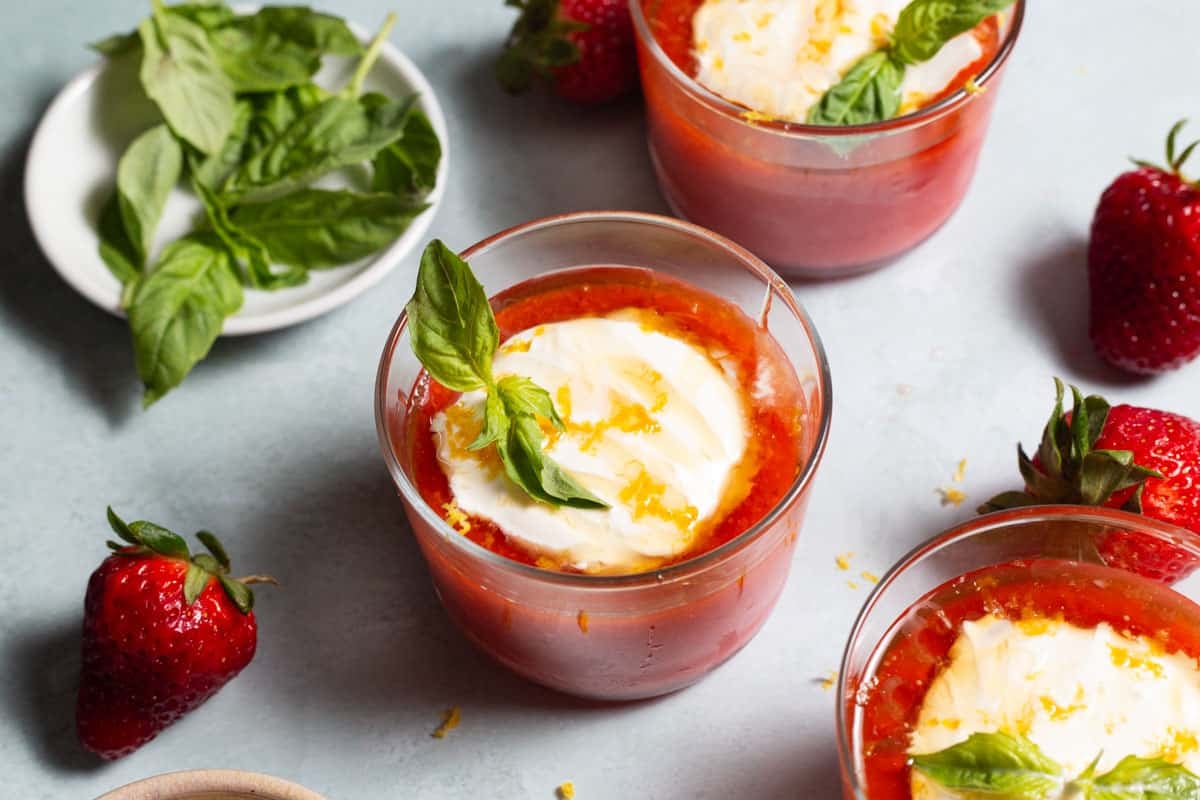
[230,188,426,269]
[500,415,608,509]
[222,94,416,203]
[116,124,183,265]
[370,106,441,198]
[891,0,1015,66]
[241,84,329,161]
[138,8,237,155]
[128,233,243,405]
[183,562,211,604]
[233,6,362,57]
[170,3,238,30]
[97,191,142,288]
[468,391,509,452]
[209,25,320,93]
[190,99,254,192]
[91,32,141,57]
[128,520,191,560]
[910,732,1063,798]
[194,179,307,289]
[497,375,565,429]
[88,5,235,59]
[1089,755,1200,799]
[406,239,498,392]
[807,50,904,126]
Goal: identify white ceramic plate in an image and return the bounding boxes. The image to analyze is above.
[24,16,448,336]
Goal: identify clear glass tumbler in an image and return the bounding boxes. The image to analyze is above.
[631,1,1025,278]
[836,505,1200,798]
[375,211,832,700]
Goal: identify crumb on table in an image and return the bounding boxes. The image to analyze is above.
[937,487,967,507]
[557,782,576,799]
[432,706,461,739]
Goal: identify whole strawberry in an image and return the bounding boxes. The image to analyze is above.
[983,380,1200,583]
[76,508,273,759]
[496,0,637,104]
[1089,120,1200,374]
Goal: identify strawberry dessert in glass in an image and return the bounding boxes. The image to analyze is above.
[631,0,1025,277]
[837,506,1200,799]
[376,211,830,700]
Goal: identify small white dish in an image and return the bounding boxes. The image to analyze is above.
[96,768,326,800]
[24,16,448,336]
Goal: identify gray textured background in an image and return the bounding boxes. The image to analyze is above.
[2,2,1198,798]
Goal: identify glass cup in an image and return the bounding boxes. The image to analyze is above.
[836,505,1200,798]
[375,211,832,700]
[630,1,1025,279]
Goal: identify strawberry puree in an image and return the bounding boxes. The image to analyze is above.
[850,559,1200,798]
[403,266,806,570]
[633,0,1019,276]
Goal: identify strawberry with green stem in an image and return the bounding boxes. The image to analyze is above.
[496,0,637,104]
[76,507,275,759]
[983,379,1200,583]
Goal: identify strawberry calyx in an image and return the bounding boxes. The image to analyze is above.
[980,379,1164,515]
[496,0,587,93]
[105,506,274,614]
[1131,119,1200,184]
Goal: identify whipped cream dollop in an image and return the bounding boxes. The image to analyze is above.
[431,310,750,573]
[910,614,1200,799]
[692,0,985,123]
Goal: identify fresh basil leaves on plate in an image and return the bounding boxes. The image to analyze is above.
[93,2,442,406]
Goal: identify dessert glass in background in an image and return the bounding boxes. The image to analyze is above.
[630,0,1025,278]
[376,211,831,700]
[836,506,1200,799]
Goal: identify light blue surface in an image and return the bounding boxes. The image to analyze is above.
[2,2,1198,798]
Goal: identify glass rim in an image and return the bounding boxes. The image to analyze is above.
[834,503,1200,797]
[374,210,833,589]
[629,0,1026,138]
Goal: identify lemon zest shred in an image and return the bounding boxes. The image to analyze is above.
[938,487,967,507]
[964,76,987,96]
[432,707,461,739]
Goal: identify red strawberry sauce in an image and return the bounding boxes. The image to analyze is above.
[400,266,807,572]
[850,559,1200,798]
[634,0,1018,276]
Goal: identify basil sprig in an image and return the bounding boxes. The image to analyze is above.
[911,731,1200,799]
[92,3,443,405]
[807,0,1014,126]
[407,241,609,510]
